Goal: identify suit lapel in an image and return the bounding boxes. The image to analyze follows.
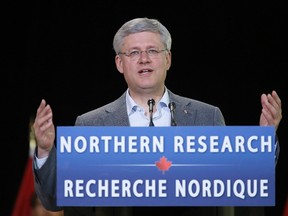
[104,92,130,126]
[169,91,196,126]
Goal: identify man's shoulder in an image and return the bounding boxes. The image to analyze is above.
[83,92,126,115]
[168,90,218,109]
[74,92,127,126]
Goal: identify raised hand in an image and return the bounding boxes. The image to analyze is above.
[33,99,55,158]
[260,90,282,130]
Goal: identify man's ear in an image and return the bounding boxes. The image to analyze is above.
[115,55,124,74]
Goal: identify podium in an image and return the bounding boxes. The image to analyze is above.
[56,126,275,208]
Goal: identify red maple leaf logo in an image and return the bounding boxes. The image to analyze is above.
[155,156,172,174]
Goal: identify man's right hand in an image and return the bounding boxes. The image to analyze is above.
[33,99,55,158]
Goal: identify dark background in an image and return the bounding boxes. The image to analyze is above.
[3,1,287,216]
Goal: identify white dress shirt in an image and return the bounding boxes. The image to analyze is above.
[126,88,171,127]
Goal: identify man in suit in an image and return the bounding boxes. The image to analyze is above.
[32,17,282,216]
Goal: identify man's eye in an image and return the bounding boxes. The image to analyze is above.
[129,51,140,56]
[148,49,158,55]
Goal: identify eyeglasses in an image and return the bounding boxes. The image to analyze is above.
[118,48,167,61]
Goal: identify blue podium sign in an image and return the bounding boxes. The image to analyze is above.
[56,126,275,206]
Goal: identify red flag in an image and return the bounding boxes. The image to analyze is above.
[283,196,288,216]
[11,118,36,216]
[11,156,34,216]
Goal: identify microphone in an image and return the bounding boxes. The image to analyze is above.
[147,98,155,126]
[168,102,177,126]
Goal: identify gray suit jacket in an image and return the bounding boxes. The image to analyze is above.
[35,89,265,215]
[74,90,225,127]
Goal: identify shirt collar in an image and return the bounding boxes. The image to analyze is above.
[126,87,170,115]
